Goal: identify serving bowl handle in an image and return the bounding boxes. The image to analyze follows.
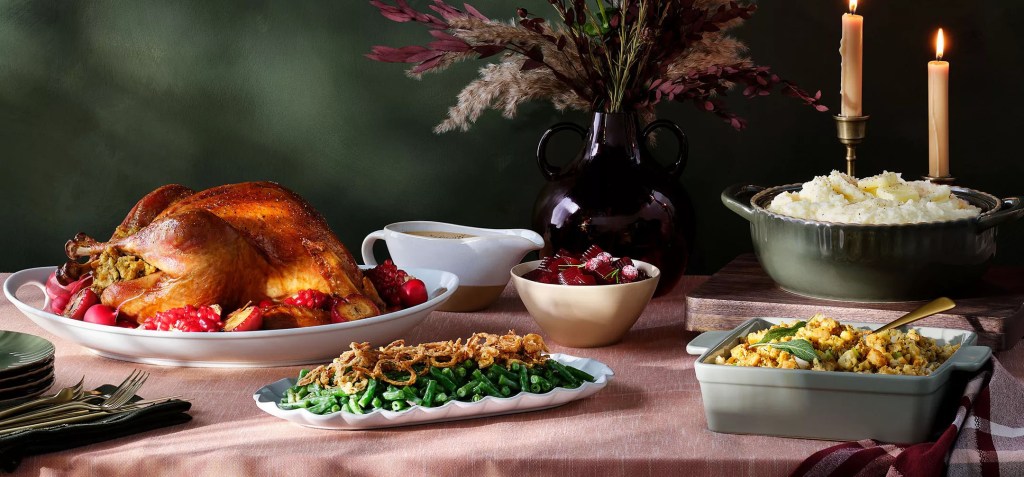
[977,197,1024,231]
[685,330,730,356]
[947,345,992,373]
[721,184,765,223]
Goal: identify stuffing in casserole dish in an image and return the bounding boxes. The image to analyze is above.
[714,314,960,375]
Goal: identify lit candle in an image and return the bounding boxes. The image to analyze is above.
[928,29,950,178]
[840,0,863,117]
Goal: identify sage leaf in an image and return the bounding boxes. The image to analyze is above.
[751,339,818,362]
[756,321,806,344]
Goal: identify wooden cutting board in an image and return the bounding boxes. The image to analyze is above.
[685,254,1024,351]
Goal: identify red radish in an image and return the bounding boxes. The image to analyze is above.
[45,272,70,302]
[66,275,93,295]
[49,293,71,315]
[45,271,91,314]
[398,279,428,308]
[83,305,118,326]
[63,289,99,320]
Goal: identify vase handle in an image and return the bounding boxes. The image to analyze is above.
[536,122,586,181]
[642,119,689,179]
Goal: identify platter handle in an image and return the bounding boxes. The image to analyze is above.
[721,184,765,223]
[2,267,52,312]
[686,330,731,356]
[977,197,1024,231]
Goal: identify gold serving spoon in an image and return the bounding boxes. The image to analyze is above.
[870,297,956,334]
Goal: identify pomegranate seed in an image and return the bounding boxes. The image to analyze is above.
[365,260,415,309]
[140,305,223,332]
[282,289,329,309]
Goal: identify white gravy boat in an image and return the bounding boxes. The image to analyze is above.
[361,221,544,312]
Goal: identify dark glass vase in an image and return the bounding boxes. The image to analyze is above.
[532,112,694,296]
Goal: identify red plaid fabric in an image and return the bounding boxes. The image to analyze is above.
[791,359,1024,477]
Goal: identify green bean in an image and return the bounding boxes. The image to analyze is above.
[530,383,542,393]
[348,395,364,415]
[435,392,449,404]
[401,386,422,405]
[330,404,341,413]
[391,400,406,412]
[518,366,530,392]
[564,364,596,383]
[429,368,458,393]
[298,369,310,380]
[382,389,404,401]
[358,379,378,407]
[296,387,309,399]
[454,366,468,379]
[462,359,476,370]
[471,393,484,402]
[497,374,520,392]
[546,360,580,387]
[371,396,383,409]
[456,379,479,399]
[472,370,502,397]
[441,367,457,382]
[490,365,517,381]
[422,380,439,407]
[342,402,353,414]
[499,385,511,397]
[530,374,553,392]
[510,362,521,372]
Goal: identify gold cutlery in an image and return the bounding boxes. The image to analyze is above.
[0,377,84,421]
[870,297,956,334]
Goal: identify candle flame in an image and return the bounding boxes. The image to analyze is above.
[936,28,945,60]
[849,0,858,14]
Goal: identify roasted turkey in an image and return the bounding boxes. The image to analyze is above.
[61,182,384,325]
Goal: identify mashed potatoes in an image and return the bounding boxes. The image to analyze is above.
[766,171,980,224]
[714,314,960,375]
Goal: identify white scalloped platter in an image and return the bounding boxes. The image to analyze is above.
[252,353,613,430]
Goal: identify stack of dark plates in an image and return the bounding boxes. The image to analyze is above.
[0,332,55,406]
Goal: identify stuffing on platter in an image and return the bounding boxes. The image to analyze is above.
[714,314,960,375]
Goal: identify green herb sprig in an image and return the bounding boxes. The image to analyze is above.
[756,321,806,344]
[751,339,818,363]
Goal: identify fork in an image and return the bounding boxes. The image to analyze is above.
[0,396,185,436]
[0,371,148,427]
[0,378,85,421]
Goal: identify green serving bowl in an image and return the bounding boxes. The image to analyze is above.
[722,183,1024,302]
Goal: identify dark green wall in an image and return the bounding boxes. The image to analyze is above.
[2,0,1022,274]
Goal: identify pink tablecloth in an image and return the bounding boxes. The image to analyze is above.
[2,274,1023,477]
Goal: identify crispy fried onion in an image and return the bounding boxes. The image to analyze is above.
[299,331,549,393]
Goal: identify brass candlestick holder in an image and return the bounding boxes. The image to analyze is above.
[923,175,955,184]
[834,115,869,177]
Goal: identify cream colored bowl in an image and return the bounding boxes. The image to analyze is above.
[510,260,660,348]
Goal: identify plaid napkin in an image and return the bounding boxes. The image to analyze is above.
[791,358,1024,477]
[0,385,191,473]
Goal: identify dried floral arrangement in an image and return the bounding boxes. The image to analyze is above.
[368,0,828,132]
